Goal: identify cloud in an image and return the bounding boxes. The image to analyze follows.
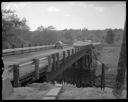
[68,2,105,12]
[94,7,104,12]
[68,2,87,8]
[63,14,71,17]
[2,2,29,10]
[47,6,60,12]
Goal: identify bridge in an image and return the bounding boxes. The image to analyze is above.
[2,42,104,88]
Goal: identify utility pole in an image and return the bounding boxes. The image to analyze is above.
[112,21,126,98]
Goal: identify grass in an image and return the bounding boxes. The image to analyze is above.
[97,44,126,89]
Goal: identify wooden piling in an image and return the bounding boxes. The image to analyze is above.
[67,50,70,60]
[33,58,39,80]
[56,53,60,70]
[63,51,66,64]
[71,49,74,58]
[52,54,56,71]
[13,64,20,87]
[48,55,52,72]
[75,47,78,55]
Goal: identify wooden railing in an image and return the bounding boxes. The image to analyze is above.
[3,44,69,57]
[2,45,55,57]
[8,45,89,87]
[6,42,104,88]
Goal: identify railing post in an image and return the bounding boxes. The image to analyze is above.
[33,58,39,80]
[63,51,66,64]
[56,53,60,70]
[52,54,56,71]
[67,50,70,60]
[71,49,74,58]
[85,54,89,70]
[75,48,77,55]
[13,64,20,87]
[48,55,52,72]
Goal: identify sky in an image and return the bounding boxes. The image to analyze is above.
[2,1,126,31]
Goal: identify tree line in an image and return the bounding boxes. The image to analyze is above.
[2,9,123,49]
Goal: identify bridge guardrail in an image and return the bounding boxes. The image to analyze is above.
[2,45,55,57]
[2,44,69,57]
[8,45,83,87]
[6,42,103,88]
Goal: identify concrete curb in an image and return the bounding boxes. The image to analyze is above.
[42,84,63,100]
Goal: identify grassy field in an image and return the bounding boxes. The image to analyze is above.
[98,44,126,89]
[99,45,121,75]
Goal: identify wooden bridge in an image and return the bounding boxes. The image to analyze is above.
[2,42,104,88]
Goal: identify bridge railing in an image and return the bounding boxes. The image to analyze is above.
[8,45,84,87]
[2,44,69,57]
[7,43,103,87]
[2,44,55,57]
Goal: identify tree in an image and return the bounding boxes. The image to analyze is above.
[105,29,115,44]
[36,25,44,31]
[2,9,30,49]
[45,26,56,31]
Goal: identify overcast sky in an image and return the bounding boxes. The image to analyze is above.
[2,2,126,31]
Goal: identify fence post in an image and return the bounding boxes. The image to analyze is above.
[33,58,39,80]
[101,63,105,90]
[48,55,52,72]
[13,64,20,87]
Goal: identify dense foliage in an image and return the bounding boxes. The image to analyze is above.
[105,29,115,44]
[2,9,123,49]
